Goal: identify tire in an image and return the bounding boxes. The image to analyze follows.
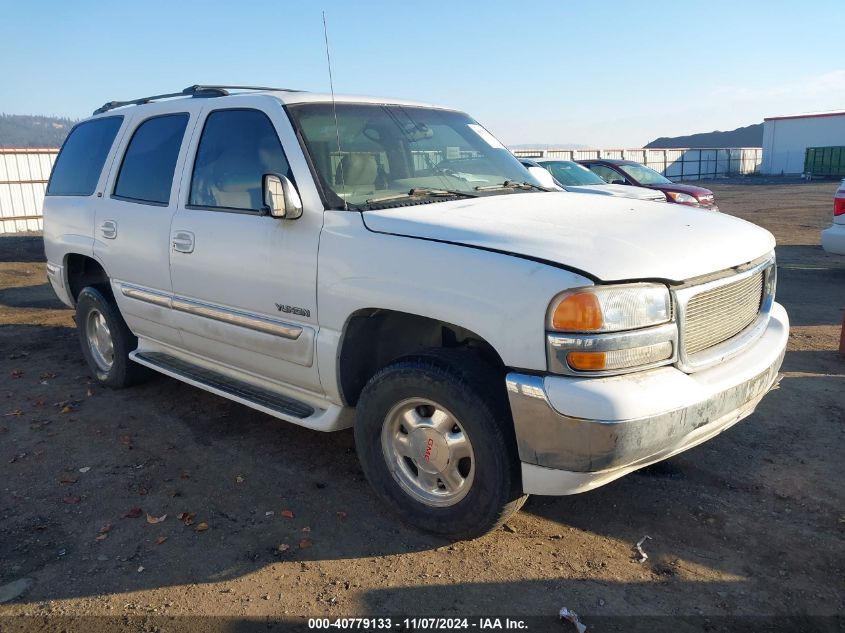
[354,348,527,540]
[75,286,151,388]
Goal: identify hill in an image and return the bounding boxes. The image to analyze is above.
[0,114,76,149]
[645,123,763,149]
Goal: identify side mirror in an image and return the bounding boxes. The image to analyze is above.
[610,179,627,185]
[263,173,303,219]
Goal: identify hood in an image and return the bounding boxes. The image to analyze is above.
[361,192,774,283]
[649,182,714,198]
[564,183,666,202]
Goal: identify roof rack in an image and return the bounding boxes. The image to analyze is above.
[92,84,301,115]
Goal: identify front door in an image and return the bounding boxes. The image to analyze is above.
[168,102,322,392]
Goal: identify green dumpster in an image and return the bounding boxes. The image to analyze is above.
[804,146,845,178]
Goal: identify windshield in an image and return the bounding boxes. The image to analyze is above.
[287,103,543,209]
[540,160,606,186]
[618,163,672,185]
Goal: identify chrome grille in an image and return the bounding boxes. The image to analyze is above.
[683,270,764,356]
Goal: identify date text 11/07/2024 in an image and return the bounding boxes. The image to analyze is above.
[307,617,530,630]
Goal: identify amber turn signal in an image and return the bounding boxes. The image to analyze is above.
[551,292,603,331]
[566,351,607,371]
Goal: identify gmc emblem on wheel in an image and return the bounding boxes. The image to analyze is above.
[275,303,310,318]
[424,438,434,462]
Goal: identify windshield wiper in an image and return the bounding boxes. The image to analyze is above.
[474,180,550,192]
[365,187,479,205]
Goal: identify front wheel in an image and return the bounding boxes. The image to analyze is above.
[355,349,527,540]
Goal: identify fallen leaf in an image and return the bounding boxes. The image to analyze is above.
[194,522,209,532]
[78,466,91,473]
[59,475,78,485]
[280,509,294,519]
[177,512,196,525]
[179,472,190,480]
[156,536,167,545]
[60,405,73,414]
[146,513,167,524]
[98,523,112,534]
[125,507,143,519]
[336,511,348,519]
[95,533,108,541]
[40,372,57,380]
[10,370,24,379]
[299,538,313,549]
[276,543,290,552]
[235,475,244,483]
[63,495,81,504]
[119,435,132,446]
[4,409,23,417]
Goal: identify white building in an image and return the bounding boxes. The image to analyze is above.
[761,110,845,175]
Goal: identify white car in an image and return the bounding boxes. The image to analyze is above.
[821,179,845,254]
[522,158,667,202]
[43,85,788,539]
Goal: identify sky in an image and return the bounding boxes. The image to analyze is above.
[2,0,844,147]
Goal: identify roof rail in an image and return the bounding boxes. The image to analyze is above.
[92,84,301,115]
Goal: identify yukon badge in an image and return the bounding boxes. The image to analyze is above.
[275,303,311,318]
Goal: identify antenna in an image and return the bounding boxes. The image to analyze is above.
[323,11,347,210]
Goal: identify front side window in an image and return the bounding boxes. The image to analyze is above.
[618,163,672,185]
[114,113,189,204]
[47,116,123,196]
[587,164,625,184]
[287,103,543,210]
[189,109,292,212]
[542,161,607,186]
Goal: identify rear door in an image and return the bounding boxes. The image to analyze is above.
[168,97,323,392]
[93,106,198,347]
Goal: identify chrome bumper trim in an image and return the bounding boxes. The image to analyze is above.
[506,347,784,473]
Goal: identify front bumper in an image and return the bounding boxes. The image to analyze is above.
[506,301,788,496]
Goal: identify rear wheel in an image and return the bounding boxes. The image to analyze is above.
[355,349,526,540]
[76,286,151,388]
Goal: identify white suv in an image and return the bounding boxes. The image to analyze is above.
[43,85,789,539]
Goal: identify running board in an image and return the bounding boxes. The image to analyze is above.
[131,350,318,422]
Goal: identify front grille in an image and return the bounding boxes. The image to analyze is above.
[683,270,764,356]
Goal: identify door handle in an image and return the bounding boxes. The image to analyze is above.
[100,220,117,240]
[171,230,195,253]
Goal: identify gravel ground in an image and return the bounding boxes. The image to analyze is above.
[0,179,843,632]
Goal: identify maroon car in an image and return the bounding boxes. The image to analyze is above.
[578,159,719,211]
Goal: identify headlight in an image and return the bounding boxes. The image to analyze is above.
[547,284,677,376]
[548,284,671,332]
[666,191,699,205]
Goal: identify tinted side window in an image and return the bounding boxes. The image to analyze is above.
[47,116,123,196]
[114,114,189,204]
[589,164,623,183]
[189,109,292,212]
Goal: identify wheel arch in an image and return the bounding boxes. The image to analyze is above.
[336,308,506,407]
[64,253,110,305]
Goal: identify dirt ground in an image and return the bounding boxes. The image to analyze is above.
[0,178,843,632]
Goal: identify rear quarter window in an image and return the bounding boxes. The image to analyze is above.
[46,116,123,196]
